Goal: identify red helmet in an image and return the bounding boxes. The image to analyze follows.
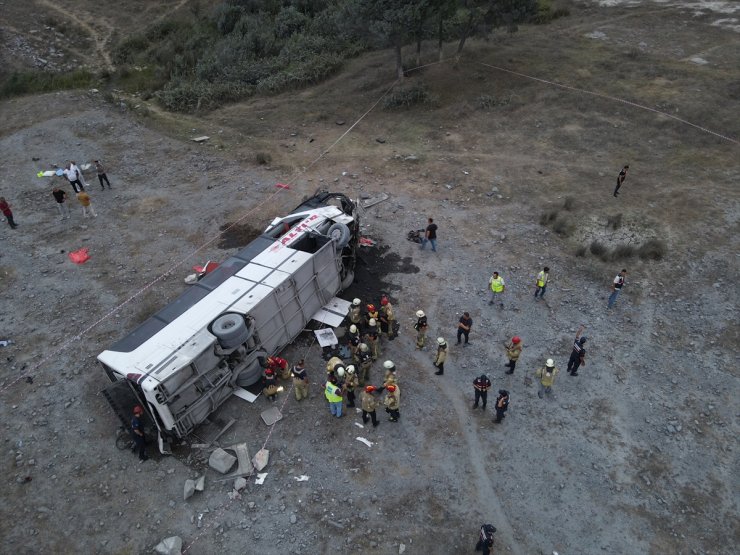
[386,385,396,392]
[133,405,144,415]
[365,385,376,393]
[265,369,274,376]
[381,298,389,306]
[512,336,521,344]
[367,304,376,312]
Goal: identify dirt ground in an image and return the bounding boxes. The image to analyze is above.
[1,1,739,554]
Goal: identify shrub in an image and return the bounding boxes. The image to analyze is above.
[156,80,253,112]
[254,152,272,165]
[552,218,574,237]
[638,239,666,261]
[575,246,587,257]
[606,213,623,230]
[539,210,559,225]
[610,244,636,261]
[0,70,95,98]
[563,197,575,211]
[590,240,607,257]
[382,83,431,110]
[532,0,570,24]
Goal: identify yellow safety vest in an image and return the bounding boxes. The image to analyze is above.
[490,276,504,292]
[325,382,342,403]
[537,271,548,287]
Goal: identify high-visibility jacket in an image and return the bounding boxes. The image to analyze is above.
[490,276,505,292]
[536,271,548,287]
[325,381,342,403]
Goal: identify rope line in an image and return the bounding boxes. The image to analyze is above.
[476,61,739,145]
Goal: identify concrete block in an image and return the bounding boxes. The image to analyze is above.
[252,448,269,471]
[194,475,205,492]
[209,448,236,474]
[155,536,182,555]
[234,477,247,491]
[183,479,195,501]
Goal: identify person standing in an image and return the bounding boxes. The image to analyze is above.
[94,160,112,190]
[324,375,344,418]
[382,360,397,389]
[614,165,629,197]
[457,312,473,345]
[472,374,491,410]
[420,217,438,252]
[58,163,84,192]
[504,336,522,374]
[70,161,88,189]
[493,390,509,424]
[357,343,373,385]
[361,386,380,427]
[349,298,362,326]
[434,337,447,375]
[384,384,400,422]
[534,266,550,300]
[76,191,97,217]
[344,365,359,408]
[262,368,279,402]
[366,318,381,361]
[414,310,428,349]
[567,325,587,376]
[51,187,70,219]
[131,405,148,462]
[488,272,505,308]
[0,197,18,229]
[535,359,559,399]
[380,295,396,339]
[364,303,379,329]
[292,359,309,401]
[348,324,361,362]
[608,269,627,309]
[475,524,497,555]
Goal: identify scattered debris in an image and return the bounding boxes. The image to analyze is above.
[194,475,205,492]
[223,443,254,479]
[294,475,310,482]
[191,136,210,143]
[232,387,259,403]
[234,477,247,491]
[275,183,291,189]
[376,137,386,143]
[261,406,283,426]
[252,448,270,472]
[335,120,345,126]
[183,479,196,501]
[356,437,373,448]
[361,193,390,209]
[209,448,237,474]
[255,473,268,485]
[0,339,14,347]
[68,248,90,264]
[359,237,376,247]
[154,536,182,555]
[354,422,364,428]
[399,543,406,554]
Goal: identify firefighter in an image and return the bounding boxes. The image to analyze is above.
[357,343,373,385]
[262,368,278,402]
[379,295,396,339]
[364,303,379,329]
[344,365,359,408]
[349,298,362,325]
[414,310,428,349]
[347,324,361,362]
[536,359,559,399]
[292,359,309,401]
[267,355,290,380]
[472,374,492,410]
[434,337,447,375]
[361,385,379,427]
[382,360,397,388]
[366,318,381,360]
[384,384,400,422]
[504,336,522,374]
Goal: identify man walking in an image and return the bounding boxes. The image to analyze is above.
[614,165,629,197]
[361,386,379,427]
[567,325,587,376]
[493,390,509,424]
[457,312,473,345]
[472,374,491,410]
[0,197,18,229]
[414,310,428,349]
[51,187,70,219]
[292,359,309,401]
[608,269,627,309]
[534,266,550,300]
[94,160,112,190]
[504,336,522,374]
[488,272,505,308]
[434,337,447,375]
[324,375,343,418]
[535,359,559,399]
[131,405,148,462]
[420,217,438,252]
[76,190,97,217]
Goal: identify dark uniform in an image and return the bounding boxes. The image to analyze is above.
[567,337,586,376]
[494,390,509,424]
[475,524,497,555]
[473,374,492,409]
[131,412,148,461]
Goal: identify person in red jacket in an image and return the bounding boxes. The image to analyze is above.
[267,356,290,380]
[0,197,18,229]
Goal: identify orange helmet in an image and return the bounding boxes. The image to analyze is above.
[365,385,376,393]
[133,405,144,415]
[512,336,521,344]
[367,304,376,312]
[386,385,396,392]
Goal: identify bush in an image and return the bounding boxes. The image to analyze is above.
[383,83,432,110]
[575,246,587,257]
[156,80,253,112]
[606,213,623,230]
[590,241,607,257]
[532,0,570,24]
[0,70,95,99]
[610,244,636,261]
[638,239,666,261]
[552,218,574,237]
[254,152,272,165]
[563,197,575,211]
[539,210,559,225]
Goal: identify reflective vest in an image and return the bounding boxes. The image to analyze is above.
[325,381,342,403]
[490,276,504,292]
[537,271,548,287]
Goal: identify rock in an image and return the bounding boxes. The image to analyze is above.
[290,514,297,524]
[252,448,270,471]
[376,138,386,144]
[234,477,247,491]
[154,536,182,555]
[399,543,406,554]
[183,479,196,501]
[209,448,237,474]
[194,475,205,491]
[641,475,651,486]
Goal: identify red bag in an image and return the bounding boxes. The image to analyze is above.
[68,248,90,264]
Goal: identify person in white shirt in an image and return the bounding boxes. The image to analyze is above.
[608,269,627,308]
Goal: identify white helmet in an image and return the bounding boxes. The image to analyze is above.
[383,360,395,370]
[346,365,355,374]
[349,324,358,333]
[437,337,446,345]
[546,358,555,367]
[416,310,425,318]
[368,318,377,326]
[352,298,361,306]
[359,343,369,352]
[337,367,345,378]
